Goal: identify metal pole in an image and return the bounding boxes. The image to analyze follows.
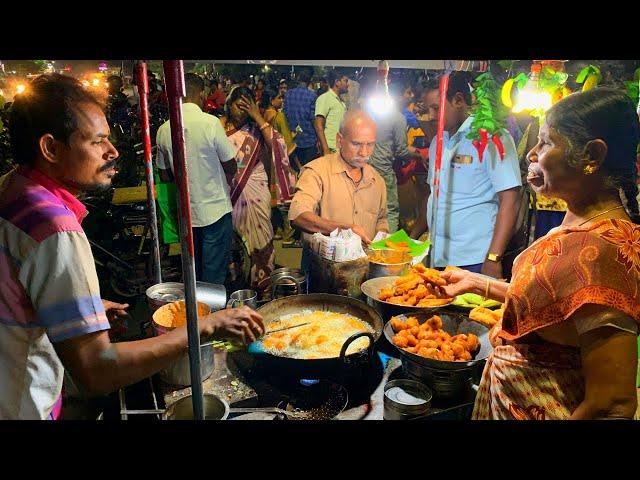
[135,60,162,285]
[429,73,450,268]
[162,60,204,420]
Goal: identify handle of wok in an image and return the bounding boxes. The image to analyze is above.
[339,332,375,360]
[272,274,302,298]
[120,408,165,415]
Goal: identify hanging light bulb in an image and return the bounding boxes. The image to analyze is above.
[512,61,552,115]
[367,60,394,116]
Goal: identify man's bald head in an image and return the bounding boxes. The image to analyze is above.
[338,109,377,138]
[336,109,377,169]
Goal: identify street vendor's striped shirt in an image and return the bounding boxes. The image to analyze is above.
[0,166,110,419]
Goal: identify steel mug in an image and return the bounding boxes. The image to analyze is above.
[226,289,258,309]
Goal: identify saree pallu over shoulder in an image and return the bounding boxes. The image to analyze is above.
[227,123,294,206]
[500,219,640,341]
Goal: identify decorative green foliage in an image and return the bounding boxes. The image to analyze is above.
[576,65,601,84]
[466,72,508,142]
[539,66,568,91]
[625,80,639,105]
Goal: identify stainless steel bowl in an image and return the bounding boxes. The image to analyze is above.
[165,393,230,420]
[368,261,411,280]
[383,379,432,420]
[159,344,215,387]
[146,281,227,313]
[367,249,411,279]
[384,312,491,400]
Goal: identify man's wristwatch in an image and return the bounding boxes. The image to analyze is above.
[486,252,503,263]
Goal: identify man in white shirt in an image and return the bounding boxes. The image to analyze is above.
[156,73,237,284]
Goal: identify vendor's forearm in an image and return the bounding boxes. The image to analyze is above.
[487,187,521,256]
[92,329,189,394]
[58,325,209,396]
[292,211,351,236]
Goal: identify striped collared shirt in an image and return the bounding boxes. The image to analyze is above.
[0,167,110,419]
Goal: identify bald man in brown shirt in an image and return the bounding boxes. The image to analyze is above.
[289,110,389,274]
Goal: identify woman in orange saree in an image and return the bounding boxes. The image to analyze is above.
[221,87,295,299]
[438,89,640,419]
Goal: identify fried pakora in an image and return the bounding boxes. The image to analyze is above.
[378,265,452,306]
[390,315,479,362]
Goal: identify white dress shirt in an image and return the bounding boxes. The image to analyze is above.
[156,103,237,227]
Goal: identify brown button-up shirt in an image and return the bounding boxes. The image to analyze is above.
[288,153,389,241]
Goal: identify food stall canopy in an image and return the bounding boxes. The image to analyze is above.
[185,60,481,70]
[190,60,445,69]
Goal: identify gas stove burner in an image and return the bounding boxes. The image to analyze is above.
[299,379,321,386]
[277,380,348,421]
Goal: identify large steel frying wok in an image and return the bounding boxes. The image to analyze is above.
[248,293,384,378]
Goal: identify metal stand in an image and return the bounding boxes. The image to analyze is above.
[162,60,204,420]
[135,60,162,285]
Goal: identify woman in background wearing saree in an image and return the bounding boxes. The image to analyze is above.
[221,87,295,299]
[438,89,640,419]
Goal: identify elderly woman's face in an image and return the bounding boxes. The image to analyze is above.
[526,122,577,197]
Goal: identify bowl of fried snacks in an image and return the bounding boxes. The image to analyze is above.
[383,312,491,370]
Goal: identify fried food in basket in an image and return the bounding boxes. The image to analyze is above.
[469,306,504,328]
[377,264,452,306]
[390,315,479,362]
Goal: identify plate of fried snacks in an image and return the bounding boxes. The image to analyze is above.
[361,264,454,309]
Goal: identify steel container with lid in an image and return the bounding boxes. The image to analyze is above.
[383,379,432,420]
[145,281,226,313]
[270,267,308,298]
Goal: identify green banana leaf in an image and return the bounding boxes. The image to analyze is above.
[369,229,431,258]
[452,293,502,308]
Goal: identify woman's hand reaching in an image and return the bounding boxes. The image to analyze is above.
[437,269,483,298]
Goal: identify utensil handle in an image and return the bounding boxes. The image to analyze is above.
[226,298,238,308]
[120,408,165,415]
[229,407,302,417]
[339,332,375,360]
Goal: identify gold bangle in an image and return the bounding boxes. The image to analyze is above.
[484,278,491,300]
[260,122,271,131]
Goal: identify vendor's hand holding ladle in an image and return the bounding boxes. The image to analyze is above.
[200,306,265,345]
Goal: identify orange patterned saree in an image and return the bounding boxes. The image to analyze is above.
[473,219,640,419]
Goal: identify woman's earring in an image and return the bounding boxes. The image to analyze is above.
[583,164,597,175]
